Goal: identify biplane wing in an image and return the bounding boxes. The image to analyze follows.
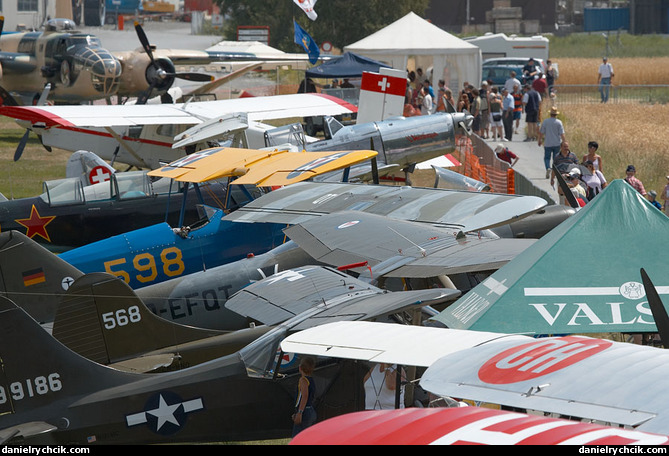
[146,147,377,186]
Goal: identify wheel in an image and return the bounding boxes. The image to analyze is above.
[60,61,71,86]
[84,0,106,26]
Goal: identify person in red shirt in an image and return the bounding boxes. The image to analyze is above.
[532,73,548,98]
[494,144,519,167]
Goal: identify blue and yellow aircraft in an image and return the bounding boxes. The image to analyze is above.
[59,145,378,289]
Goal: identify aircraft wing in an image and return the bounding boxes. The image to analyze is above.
[290,407,669,445]
[0,52,37,74]
[0,93,357,128]
[147,147,377,186]
[224,181,548,230]
[420,333,669,434]
[282,211,536,278]
[280,320,525,367]
[225,266,460,329]
[282,320,669,435]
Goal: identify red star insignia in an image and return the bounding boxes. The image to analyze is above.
[15,205,56,242]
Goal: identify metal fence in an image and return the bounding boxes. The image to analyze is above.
[551,84,669,105]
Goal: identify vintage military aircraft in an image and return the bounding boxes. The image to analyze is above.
[0,165,248,253]
[58,148,379,289]
[0,16,283,106]
[290,406,669,445]
[59,179,549,290]
[0,274,457,444]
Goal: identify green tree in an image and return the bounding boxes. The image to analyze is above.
[216,0,430,52]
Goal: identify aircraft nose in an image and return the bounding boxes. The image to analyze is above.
[75,47,122,96]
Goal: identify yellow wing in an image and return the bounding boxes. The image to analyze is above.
[148,147,378,185]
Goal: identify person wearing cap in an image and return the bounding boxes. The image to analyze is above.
[648,190,663,210]
[582,159,607,200]
[495,143,519,167]
[539,106,566,179]
[623,165,646,196]
[597,57,614,103]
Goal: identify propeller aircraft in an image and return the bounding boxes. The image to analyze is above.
[0,272,456,444]
[0,16,268,106]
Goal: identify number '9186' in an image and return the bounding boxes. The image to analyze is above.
[0,374,62,403]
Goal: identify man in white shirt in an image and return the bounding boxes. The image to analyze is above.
[597,57,614,103]
[504,71,521,94]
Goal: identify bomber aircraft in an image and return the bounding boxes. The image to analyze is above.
[0,16,278,106]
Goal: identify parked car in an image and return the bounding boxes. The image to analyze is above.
[483,57,546,73]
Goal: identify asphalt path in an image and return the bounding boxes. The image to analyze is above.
[488,114,561,205]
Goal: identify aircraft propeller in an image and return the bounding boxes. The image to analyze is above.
[641,268,669,348]
[133,22,214,104]
[14,84,52,162]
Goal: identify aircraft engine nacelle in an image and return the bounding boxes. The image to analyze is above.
[116,52,176,98]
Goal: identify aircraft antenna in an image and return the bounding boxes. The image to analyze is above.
[387,227,426,257]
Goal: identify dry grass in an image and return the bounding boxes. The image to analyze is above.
[555,57,669,85]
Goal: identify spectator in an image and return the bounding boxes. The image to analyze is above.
[419,86,433,115]
[648,191,663,210]
[522,58,539,84]
[512,84,523,134]
[495,143,519,167]
[624,165,646,196]
[582,141,603,173]
[532,73,548,98]
[545,59,558,94]
[504,71,521,94]
[550,141,578,187]
[501,88,514,141]
[479,81,490,139]
[662,176,669,214]
[539,106,566,179]
[340,78,354,88]
[457,91,470,113]
[582,160,607,200]
[488,89,504,141]
[524,83,542,142]
[597,57,614,103]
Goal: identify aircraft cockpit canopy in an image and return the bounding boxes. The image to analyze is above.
[44,18,77,32]
[66,34,104,51]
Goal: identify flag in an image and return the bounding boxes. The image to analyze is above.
[294,0,318,20]
[293,20,320,64]
[22,268,45,287]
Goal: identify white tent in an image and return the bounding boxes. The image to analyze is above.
[344,12,482,93]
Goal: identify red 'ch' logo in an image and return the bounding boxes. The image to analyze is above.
[478,336,612,384]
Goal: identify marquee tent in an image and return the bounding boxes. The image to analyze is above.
[305,52,391,79]
[344,12,482,92]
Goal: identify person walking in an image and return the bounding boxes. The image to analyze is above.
[538,106,566,179]
[597,57,614,103]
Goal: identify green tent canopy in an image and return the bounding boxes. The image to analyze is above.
[432,179,669,335]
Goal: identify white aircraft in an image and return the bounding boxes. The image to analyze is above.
[281,269,669,437]
[1,92,358,168]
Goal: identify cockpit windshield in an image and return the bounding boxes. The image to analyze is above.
[66,35,103,50]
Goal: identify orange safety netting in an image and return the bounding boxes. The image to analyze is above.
[454,136,515,195]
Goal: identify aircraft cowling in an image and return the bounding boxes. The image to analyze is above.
[144,57,177,94]
[306,113,468,170]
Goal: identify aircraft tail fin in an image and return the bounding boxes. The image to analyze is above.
[52,272,226,368]
[0,231,83,325]
[66,150,115,186]
[0,295,136,435]
[356,68,406,124]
